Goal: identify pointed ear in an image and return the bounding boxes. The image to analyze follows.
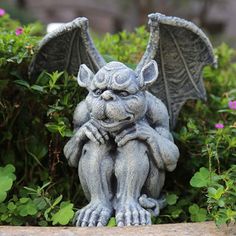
[77,64,94,88]
[139,60,158,89]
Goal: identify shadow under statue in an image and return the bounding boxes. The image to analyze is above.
[29,13,216,227]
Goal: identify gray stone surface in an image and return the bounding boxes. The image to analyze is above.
[0,222,235,236]
[30,13,215,227]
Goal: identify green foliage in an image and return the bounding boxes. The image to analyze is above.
[190,165,236,225]
[51,201,74,225]
[0,14,236,226]
[107,217,117,227]
[0,172,75,226]
[190,167,211,188]
[160,43,236,225]
[0,14,82,226]
[188,204,207,222]
[94,26,149,69]
[0,165,16,203]
[166,194,179,206]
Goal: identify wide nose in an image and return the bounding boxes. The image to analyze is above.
[101,90,115,101]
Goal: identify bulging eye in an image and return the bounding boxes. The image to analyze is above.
[119,91,129,97]
[93,89,103,96]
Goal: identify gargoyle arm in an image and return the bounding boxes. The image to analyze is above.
[63,100,90,167]
[145,93,179,171]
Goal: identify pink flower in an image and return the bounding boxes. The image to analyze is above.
[0,8,5,17]
[15,27,24,36]
[229,100,236,110]
[215,123,224,129]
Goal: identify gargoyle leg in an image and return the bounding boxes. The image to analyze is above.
[74,141,114,227]
[143,161,165,199]
[114,140,151,226]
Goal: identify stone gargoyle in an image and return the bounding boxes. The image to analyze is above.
[29,13,216,227]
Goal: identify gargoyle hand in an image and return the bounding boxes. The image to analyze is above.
[115,120,170,170]
[78,119,110,145]
[115,120,157,147]
[64,119,109,167]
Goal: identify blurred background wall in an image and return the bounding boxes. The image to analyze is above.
[1,0,236,46]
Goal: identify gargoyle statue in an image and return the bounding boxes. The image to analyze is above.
[29,13,216,227]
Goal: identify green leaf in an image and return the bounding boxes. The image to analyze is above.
[189,204,207,222]
[18,205,28,217]
[166,194,178,205]
[45,123,59,133]
[0,176,13,192]
[0,192,7,203]
[0,175,13,203]
[0,203,7,214]
[0,164,16,181]
[31,84,45,93]
[218,199,225,208]
[51,201,74,225]
[171,209,182,219]
[52,195,63,208]
[7,202,16,211]
[26,202,37,215]
[107,217,116,227]
[14,80,30,88]
[38,220,48,226]
[189,204,199,214]
[18,201,38,216]
[33,197,47,210]
[19,197,30,204]
[208,186,224,200]
[190,167,210,188]
[26,136,48,160]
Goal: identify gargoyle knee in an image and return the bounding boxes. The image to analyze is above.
[79,141,113,168]
[115,140,149,175]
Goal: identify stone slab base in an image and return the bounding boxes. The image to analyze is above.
[0,222,235,236]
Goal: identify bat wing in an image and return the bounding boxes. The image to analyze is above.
[136,13,216,129]
[29,17,106,79]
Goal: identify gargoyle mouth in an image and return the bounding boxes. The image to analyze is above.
[98,115,133,129]
[102,115,132,123]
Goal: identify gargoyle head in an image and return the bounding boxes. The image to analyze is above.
[77,60,158,132]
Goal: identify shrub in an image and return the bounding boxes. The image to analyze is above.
[0,13,235,226]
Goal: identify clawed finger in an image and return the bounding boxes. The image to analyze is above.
[86,124,105,144]
[83,126,100,145]
[90,120,110,141]
[117,133,137,146]
[115,127,135,143]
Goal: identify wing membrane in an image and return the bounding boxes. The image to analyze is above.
[29,17,105,79]
[136,13,216,129]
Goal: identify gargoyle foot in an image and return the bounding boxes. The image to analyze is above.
[139,194,166,216]
[115,200,151,226]
[73,201,113,227]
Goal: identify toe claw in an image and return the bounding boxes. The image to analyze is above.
[81,221,88,227]
[124,210,132,226]
[132,210,139,225]
[73,210,80,225]
[139,210,146,225]
[117,221,124,227]
[75,220,80,227]
[97,222,104,227]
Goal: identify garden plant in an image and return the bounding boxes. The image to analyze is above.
[0,10,235,226]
